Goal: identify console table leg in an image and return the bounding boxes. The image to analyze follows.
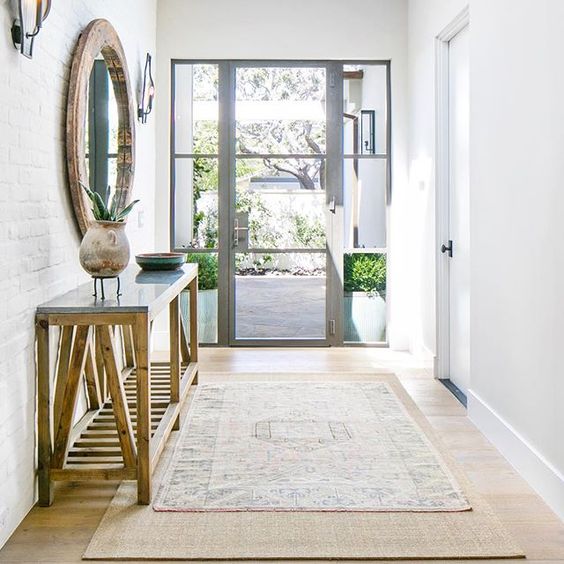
[135,313,151,505]
[122,325,135,369]
[99,325,137,468]
[52,326,91,469]
[188,277,199,385]
[169,297,181,431]
[36,318,53,507]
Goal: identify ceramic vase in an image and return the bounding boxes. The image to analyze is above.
[79,221,130,278]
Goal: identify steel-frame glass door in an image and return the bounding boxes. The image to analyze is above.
[170,60,390,347]
[227,62,341,346]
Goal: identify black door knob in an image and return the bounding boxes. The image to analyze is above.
[441,240,453,258]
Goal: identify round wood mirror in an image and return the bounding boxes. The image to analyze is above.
[66,19,135,235]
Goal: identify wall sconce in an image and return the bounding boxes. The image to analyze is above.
[11,0,52,59]
[360,109,376,155]
[138,53,155,124]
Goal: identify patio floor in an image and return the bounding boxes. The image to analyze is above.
[236,275,326,339]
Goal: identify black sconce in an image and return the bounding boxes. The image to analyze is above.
[360,109,376,155]
[138,53,155,124]
[11,0,52,59]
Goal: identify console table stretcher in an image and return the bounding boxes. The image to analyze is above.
[35,265,198,505]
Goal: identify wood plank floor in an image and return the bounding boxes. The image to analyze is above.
[1,348,564,563]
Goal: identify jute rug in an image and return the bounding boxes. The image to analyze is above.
[153,381,470,512]
[83,374,524,560]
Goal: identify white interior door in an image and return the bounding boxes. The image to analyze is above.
[447,25,470,394]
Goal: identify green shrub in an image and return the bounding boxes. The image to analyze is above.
[291,214,325,248]
[186,253,218,291]
[344,253,387,295]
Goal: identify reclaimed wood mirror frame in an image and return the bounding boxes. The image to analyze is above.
[66,19,135,235]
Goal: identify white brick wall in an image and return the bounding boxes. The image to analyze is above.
[0,0,157,548]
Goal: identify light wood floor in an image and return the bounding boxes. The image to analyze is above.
[1,348,564,563]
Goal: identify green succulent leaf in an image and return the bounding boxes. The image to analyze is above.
[109,189,119,221]
[115,199,140,222]
[92,191,110,220]
[80,181,106,220]
[79,181,96,203]
[80,182,140,223]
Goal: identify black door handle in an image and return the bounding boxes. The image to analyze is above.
[441,240,453,258]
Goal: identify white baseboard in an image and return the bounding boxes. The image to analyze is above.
[468,390,564,522]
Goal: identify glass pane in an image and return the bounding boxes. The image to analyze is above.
[344,158,386,249]
[235,252,326,339]
[343,64,388,155]
[174,64,219,154]
[108,77,118,158]
[85,60,119,199]
[182,253,218,344]
[236,67,326,155]
[173,158,218,249]
[235,158,326,249]
[344,252,387,343]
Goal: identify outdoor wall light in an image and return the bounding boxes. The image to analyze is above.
[11,0,52,59]
[138,53,155,124]
[360,109,376,155]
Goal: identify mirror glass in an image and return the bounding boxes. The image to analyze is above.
[84,57,120,206]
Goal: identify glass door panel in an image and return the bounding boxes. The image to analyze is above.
[235,66,326,155]
[231,65,328,342]
[174,63,218,154]
[343,64,388,155]
[172,63,219,343]
[343,157,387,250]
[235,252,326,339]
[235,158,326,248]
[342,63,390,344]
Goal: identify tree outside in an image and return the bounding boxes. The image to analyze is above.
[191,66,327,274]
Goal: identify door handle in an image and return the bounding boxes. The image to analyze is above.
[329,197,336,214]
[233,217,249,247]
[441,240,453,258]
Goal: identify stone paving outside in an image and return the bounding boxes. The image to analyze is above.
[236,276,326,339]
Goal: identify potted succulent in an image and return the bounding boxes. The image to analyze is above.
[344,253,387,342]
[79,183,139,279]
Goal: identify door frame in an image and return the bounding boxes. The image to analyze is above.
[170,59,391,347]
[435,6,470,380]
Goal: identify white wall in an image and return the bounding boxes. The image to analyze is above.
[155,0,410,349]
[468,0,564,520]
[0,0,156,548]
[408,0,564,520]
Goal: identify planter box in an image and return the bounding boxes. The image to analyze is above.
[344,291,386,343]
[181,288,218,344]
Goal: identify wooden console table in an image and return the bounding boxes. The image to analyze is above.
[35,264,198,505]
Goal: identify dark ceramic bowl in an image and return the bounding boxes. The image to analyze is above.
[135,252,187,271]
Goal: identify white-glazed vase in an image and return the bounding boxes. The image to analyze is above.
[79,221,130,278]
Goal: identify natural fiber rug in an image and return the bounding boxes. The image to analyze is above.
[83,374,524,560]
[154,381,470,512]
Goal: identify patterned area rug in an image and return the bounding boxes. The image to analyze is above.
[84,374,524,560]
[153,381,471,512]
